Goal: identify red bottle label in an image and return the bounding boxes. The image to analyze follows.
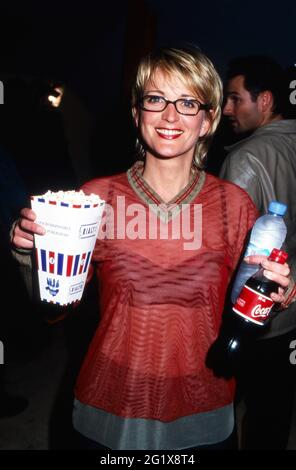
[232,285,274,326]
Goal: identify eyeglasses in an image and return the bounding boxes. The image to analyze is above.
[138,95,211,116]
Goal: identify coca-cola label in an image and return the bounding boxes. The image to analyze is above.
[232,285,274,326]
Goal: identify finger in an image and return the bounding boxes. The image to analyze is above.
[12,222,35,249]
[14,225,34,241]
[270,290,285,304]
[18,217,45,236]
[20,207,37,221]
[12,215,45,250]
[263,269,291,289]
[13,235,35,250]
[261,260,290,277]
[244,255,268,265]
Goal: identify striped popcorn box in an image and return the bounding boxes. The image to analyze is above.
[31,190,105,306]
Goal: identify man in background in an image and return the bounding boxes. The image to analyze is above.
[220,56,296,450]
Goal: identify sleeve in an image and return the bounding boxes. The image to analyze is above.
[233,197,258,271]
[280,250,296,308]
[220,150,263,211]
[10,220,35,299]
[281,280,296,309]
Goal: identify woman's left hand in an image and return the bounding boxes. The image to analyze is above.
[244,255,292,304]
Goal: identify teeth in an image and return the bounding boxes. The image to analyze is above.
[156,128,183,136]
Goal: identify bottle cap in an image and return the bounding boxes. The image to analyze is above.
[268,248,288,264]
[268,201,287,216]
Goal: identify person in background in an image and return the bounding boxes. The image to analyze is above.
[0,145,29,417]
[220,55,296,449]
[11,47,293,450]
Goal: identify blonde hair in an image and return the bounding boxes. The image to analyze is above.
[131,46,223,168]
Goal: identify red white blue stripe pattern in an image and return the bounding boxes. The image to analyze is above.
[30,196,99,209]
[35,249,92,276]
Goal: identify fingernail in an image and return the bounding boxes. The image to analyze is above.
[263,270,272,279]
[37,227,46,235]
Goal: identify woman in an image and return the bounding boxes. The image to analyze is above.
[12,46,292,450]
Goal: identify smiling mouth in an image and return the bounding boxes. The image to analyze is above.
[155,128,184,139]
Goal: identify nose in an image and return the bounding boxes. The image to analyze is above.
[223,99,233,116]
[161,102,180,122]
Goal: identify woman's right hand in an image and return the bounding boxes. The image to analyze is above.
[12,208,46,250]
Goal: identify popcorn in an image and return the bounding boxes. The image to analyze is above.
[31,189,105,307]
[31,189,104,207]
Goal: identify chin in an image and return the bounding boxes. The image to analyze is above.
[154,154,178,160]
[150,147,181,160]
[230,123,241,133]
[231,123,246,133]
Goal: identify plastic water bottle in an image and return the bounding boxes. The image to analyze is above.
[231,200,287,304]
[206,249,288,379]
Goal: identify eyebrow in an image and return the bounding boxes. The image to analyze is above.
[145,89,197,99]
[226,91,240,96]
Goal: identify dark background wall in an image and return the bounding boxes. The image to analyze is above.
[152,0,296,73]
[1,0,295,190]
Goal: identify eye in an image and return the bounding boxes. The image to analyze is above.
[180,99,198,109]
[145,95,164,104]
[231,96,241,105]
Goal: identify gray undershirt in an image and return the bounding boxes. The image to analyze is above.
[73,399,234,450]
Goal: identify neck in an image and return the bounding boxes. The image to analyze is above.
[142,156,195,203]
[260,113,283,128]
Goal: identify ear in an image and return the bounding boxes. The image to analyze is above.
[199,113,212,138]
[132,107,139,128]
[257,90,274,113]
